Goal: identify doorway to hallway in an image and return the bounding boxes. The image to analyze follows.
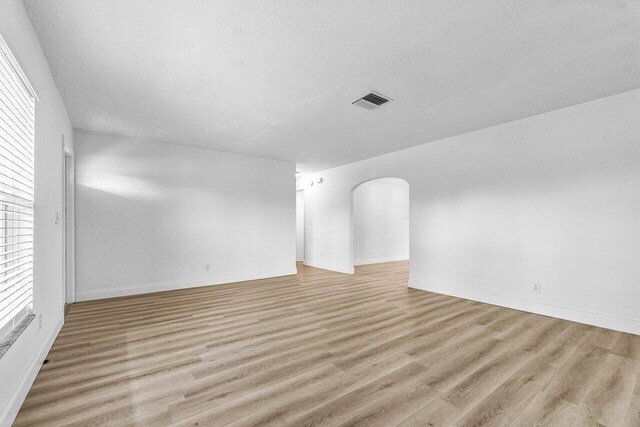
[296,190,304,263]
[351,178,409,271]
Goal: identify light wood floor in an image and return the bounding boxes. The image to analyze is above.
[15,261,640,426]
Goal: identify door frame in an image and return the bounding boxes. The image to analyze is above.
[296,190,305,262]
[62,138,75,303]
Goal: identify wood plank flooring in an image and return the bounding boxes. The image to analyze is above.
[15,261,640,426]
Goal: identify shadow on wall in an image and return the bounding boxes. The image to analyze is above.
[349,177,410,273]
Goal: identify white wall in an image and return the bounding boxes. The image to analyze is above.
[0,1,73,425]
[74,130,296,301]
[298,89,640,335]
[353,178,409,266]
[296,191,304,261]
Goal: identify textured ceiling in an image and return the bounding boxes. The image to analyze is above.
[23,0,640,172]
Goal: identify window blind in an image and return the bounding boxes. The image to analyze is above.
[0,36,36,340]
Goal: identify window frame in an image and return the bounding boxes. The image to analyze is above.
[0,34,38,347]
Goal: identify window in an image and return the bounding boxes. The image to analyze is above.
[0,35,36,341]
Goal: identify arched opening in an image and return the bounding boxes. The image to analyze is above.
[349,177,410,281]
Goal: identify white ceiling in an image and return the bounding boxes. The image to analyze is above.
[23,0,640,173]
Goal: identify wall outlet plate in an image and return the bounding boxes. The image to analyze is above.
[532,283,541,294]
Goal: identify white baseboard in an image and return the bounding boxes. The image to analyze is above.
[76,269,297,301]
[1,313,64,427]
[354,256,409,266]
[303,260,353,274]
[409,280,640,336]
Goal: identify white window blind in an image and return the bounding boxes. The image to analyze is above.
[0,36,36,340]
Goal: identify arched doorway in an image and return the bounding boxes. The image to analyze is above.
[349,177,410,275]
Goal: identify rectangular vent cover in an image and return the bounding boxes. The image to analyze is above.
[352,92,391,110]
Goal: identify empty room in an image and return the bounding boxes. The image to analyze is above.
[1,0,639,426]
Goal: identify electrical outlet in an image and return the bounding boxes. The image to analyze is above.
[204,264,210,272]
[532,283,541,294]
[38,313,42,329]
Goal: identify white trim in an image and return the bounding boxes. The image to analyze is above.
[0,314,64,427]
[0,35,38,101]
[75,269,297,301]
[63,150,75,304]
[296,189,305,263]
[409,280,640,336]
[354,256,409,266]
[303,260,353,275]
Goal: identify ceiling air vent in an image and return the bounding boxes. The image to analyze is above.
[352,92,391,110]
